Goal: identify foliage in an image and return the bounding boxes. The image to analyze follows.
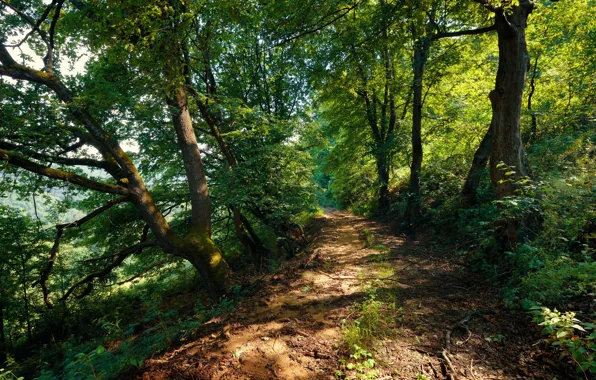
[0,369,23,380]
[531,307,596,376]
[336,345,378,380]
[0,0,594,376]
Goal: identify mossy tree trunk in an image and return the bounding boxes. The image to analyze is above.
[178,233,231,301]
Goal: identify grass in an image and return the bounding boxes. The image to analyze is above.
[338,228,401,379]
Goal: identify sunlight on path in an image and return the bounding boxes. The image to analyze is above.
[139,211,560,379]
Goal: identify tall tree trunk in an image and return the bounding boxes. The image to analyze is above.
[0,302,4,366]
[187,46,271,268]
[22,284,32,343]
[461,94,496,207]
[488,2,534,250]
[167,86,231,298]
[489,3,533,198]
[169,87,212,234]
[19,252,32,343]
[407,37,430,223]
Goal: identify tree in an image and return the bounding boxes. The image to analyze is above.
[0,0,231,301]
[312,0,411,215]
[0,0,323,302]
[475,0,534,200]
[404,0,495,222]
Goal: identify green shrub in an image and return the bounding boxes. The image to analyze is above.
[531,307,596,376]
[521,260,596,304]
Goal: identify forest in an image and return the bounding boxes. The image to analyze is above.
[0,0,594,379]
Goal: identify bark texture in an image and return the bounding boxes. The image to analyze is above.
[488,2,534,198]
[481,0,535,251]
[166,83,232,297]
[181,232,231,301]
[168,87,212,235]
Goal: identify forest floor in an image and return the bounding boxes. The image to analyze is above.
[137,211,567,379]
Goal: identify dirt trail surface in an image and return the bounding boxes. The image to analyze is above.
[138,211,564,379]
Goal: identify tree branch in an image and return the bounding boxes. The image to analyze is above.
[0,0,50,44]
[273,1,362,47]
[0,148,129,195]
[59,240,159,302]
[35,227,63,308]
[32,196,129,308]
[0,44,138,179]
[1,42,174,250]
[3,0,57,48]
[472,0,501,12]
[0,140,120,172]
[58,197,130,230]
[59,138,86,155]
[433,24,496,40]
[44,0,65,72]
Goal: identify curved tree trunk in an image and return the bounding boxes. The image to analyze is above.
[180,233,231,301]
[186,46,270,268]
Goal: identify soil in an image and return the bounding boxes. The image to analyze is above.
[135,211,571,379]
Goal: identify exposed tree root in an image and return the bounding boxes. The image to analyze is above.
[441,310,495,380]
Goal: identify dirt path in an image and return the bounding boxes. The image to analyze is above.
[139,211,564,379]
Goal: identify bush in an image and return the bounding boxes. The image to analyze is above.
[531,307,596,376]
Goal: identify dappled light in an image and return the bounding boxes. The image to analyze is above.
[0,0,594,379]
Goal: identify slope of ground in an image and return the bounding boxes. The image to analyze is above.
[135,211,568,379]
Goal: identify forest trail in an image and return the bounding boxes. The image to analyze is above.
[139,211,561,379]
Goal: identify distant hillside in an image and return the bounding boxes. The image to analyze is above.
[1,190,85,224]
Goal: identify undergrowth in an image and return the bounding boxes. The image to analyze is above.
[531,307,596,377]
[33,285,249,380]
[337,230,401,379]
[425,126,596,376]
